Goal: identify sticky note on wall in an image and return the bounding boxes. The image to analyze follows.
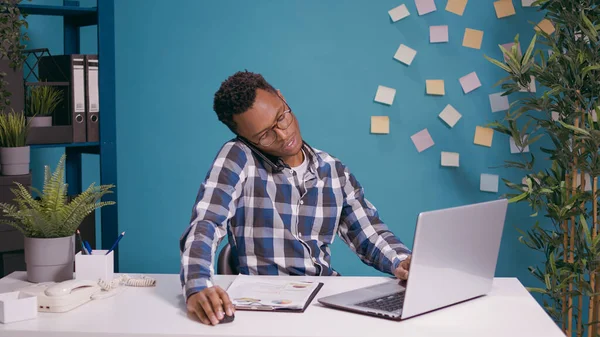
[441,152,460,167]
[510,135,530,153]
[430,25,449,43]
[415,0,436,15]
[426,80,445,95]
[494,1,516,18]
[480,174,499,193]
[535,19,555,35]
[411,129,434,152]
[371,116,390,134]
[388,4,410,22]
[439,104,462,127]
[394,44,417,65]
[463,28,484,49]
[374,85,396,105]
[489,93,509,112]
[446,0,467,16]
[474,126,494,147]
[459,72,482,94]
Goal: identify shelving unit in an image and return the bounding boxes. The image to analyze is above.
[16,0,120,270]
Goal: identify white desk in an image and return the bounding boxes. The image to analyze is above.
[0,272,565,337]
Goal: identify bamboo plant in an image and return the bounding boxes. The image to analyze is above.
[483,0,600,336]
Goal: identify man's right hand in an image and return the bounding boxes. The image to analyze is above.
[186,286,235,325]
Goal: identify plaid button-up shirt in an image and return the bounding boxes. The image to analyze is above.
[179,139,411,299]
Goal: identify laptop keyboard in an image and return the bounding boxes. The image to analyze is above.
[355,292,405,312]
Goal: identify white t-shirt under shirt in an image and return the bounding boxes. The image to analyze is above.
[290,149,308,180]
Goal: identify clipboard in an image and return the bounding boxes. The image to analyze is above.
[226,275,324,313]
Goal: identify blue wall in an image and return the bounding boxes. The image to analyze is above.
[27,0,549,291]
[112,0,547,287]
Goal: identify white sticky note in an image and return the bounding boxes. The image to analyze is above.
[415,0,436,15]
[394,44,417,65]
[374,85,396,105]
[411,129,435,153]
[459,72,482,94]
[510,136,530,154]
[522,0,538,7]
[389,4,410,22]
[430,25,449,43]
[489,93,510,112]
[519,75,537,93]
[552,111,560,121]
[480,174,499,193]
[439,104,462,127]
[577,172,593,192]
[441,152,460,167]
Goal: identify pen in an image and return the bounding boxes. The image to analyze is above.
[76,230,87,255]
[106,231,125,255]
[84,240,93,255]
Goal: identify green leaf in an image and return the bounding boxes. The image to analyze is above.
[582,65,600,77]
[484,54,512,73]
[522,35,537,68]
[508,192,529,203]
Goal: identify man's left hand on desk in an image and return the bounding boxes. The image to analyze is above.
[394,255,411,280]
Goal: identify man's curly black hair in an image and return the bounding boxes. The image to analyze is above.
[213,70,278,133]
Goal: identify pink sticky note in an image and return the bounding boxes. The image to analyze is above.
[501,42,522,61]
[459,72,481,94]
[430,25,449,43]
[411,129,435,152]
[415,0,436,15]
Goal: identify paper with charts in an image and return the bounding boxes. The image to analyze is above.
[226,275,322,311]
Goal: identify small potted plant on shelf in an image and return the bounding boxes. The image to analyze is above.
[25,84,63,127]
[0,154,115,283]
[0,109,31,175]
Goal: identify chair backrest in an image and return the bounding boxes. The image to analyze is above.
[217,243,239,275]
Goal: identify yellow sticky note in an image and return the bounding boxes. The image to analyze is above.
[463,28,484,49]
[426,80,445,95]
[535,19,555,35]
[446,0,468,16]
[371,116,389,134]
[474,126,494,147]
[494,1,515,18]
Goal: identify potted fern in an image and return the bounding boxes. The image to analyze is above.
[0,109,31,175]
[0,154,115,282]
[25,85,63,127]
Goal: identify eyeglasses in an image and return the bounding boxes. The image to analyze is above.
[255,99,294,147]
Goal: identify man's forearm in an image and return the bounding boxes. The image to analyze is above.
[180,220,226,299]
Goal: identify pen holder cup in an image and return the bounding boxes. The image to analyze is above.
[75,250,114,282]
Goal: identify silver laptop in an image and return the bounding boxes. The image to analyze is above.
[318,198,508,321]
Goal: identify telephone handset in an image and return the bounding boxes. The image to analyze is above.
[20,279,102,313]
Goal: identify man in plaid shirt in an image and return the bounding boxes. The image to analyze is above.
[180,71,413,325]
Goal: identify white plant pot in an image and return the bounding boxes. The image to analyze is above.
[0,146,30,175]
[27,116,52,127]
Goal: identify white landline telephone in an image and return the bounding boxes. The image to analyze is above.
[19,275,156,313]
[19,279,103,313]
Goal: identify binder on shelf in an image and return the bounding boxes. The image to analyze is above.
[38,54,87,143]
[84,55,99,142]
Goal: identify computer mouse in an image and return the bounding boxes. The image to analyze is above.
[219,313,235,324]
